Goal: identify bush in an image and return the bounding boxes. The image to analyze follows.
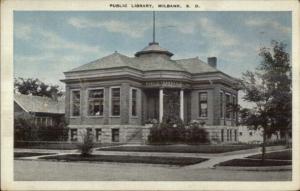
[77,131,94,157]
[14,117,68,142]
[148,119,209,144]
[185,127,209,144]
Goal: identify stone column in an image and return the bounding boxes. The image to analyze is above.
[180,89,184,121]
[121,83,130,124]
[159,88,164,122]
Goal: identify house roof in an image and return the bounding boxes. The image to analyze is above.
[14,94,65,114]
[68,50,219,74]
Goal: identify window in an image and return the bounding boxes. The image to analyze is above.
[234,129,238,141]
[131,89,137,116]
[220,92,224,118]
[111,88,120,116]
[96,128,102,142]
[112,128,120,142]
[86,128,93,136]
[71,90,80,117]
[221,129,224,142]
[227,129,230,141]
[88,89,104,116]
[229,129,232,141]
[225,94,231,119]
[71,129,78,141]
[239,132,243,136]
[249,132,253,136]
[232,95,236,120]
[199,92,208,117]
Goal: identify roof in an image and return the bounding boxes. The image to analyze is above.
[175,57,218,73]
[14,94,65,114]
[68,52,219,74]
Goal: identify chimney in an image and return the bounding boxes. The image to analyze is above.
[207,57,217,68]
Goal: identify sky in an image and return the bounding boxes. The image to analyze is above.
[14,11,291,107]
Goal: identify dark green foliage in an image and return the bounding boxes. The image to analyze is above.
[148,119,209,144]
[240,41,292,163]
[77,132,94,157]
[41,154,208,166]
[14,77,63,99]
[217,158,291,167]
[98,144,257,153]
[14,152,55,158]
[14,117,68,142]
[247,150,292,160]
[185,126,208,144]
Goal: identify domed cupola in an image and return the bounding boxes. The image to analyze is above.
[135,11,173,58]
[135,42,173,57]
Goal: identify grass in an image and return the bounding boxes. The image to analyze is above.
[97,144,258,153]
[14,152,55,158]
[40,154,208,166]
[14,141,121,150]
[217,158,291,167]
[247,150,292,160]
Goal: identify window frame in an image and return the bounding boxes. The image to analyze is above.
[112,128,120,142]
[198,91,208,118]
[95,128,102,142]
[232,95,237,120]
[109,86,121,117]
[130,87,138,118]
[70,129,78,141]
[87,87,105,117]
[225,93,231,119]
[70,89,81,118]
[220,91,224,119]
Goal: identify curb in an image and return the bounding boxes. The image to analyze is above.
[215,165,292,171]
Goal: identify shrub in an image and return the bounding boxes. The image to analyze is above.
[148,118,209,144]
[77,131,94,157]
[185,127,209,144]
[14,117,68,142]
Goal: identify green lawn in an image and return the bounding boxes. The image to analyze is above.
[14,152,55,158]
[247,150,292,160]
[97,144,258,153]
[40,154,208,166]
[217,159,291,167]
[15,142,121,150]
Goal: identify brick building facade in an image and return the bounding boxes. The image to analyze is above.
[62,41,239,144]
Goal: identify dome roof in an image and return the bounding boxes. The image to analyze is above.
[135,42,173,57]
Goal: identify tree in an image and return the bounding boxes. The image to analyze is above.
[240,40,291,163]
[14,77,63,99]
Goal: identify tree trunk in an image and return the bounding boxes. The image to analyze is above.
[261,130,266,164]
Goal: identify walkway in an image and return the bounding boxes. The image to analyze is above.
[14,145,287,169]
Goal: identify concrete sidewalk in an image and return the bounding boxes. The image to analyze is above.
[14,145,288,168]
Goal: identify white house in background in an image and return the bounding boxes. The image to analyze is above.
[238,126,281,144]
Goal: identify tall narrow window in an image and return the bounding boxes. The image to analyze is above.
[96,128,102,142]
[225,94,231,119]
[111,88,120,116]
[221,129,224,142]
[131,89,137,116]
[220,92,224,118]
[227,129,230,141]
[71,90,80,117]
[199,92,208,117]
[112,128,120,142]
[88,89,104,116]
[232,95,236,120]
[71,129,78,141]
[234,129,238,141]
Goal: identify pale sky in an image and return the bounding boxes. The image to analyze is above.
[14,11,291,108]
